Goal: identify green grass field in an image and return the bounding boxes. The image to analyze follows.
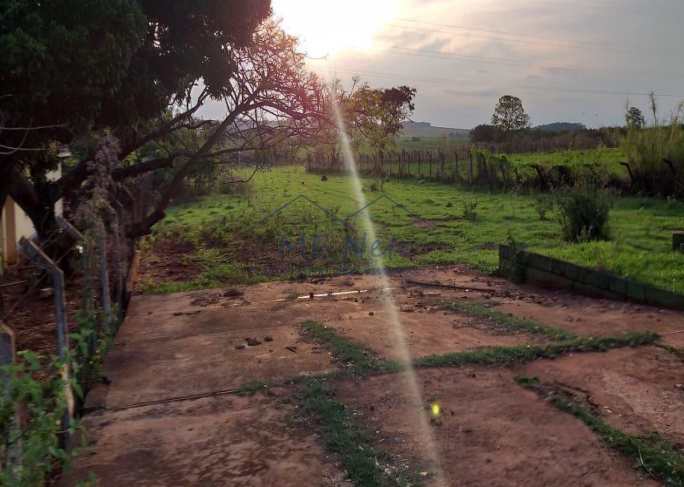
[144,165,684,294]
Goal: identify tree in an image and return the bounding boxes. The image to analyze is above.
[126,20,325,237]
[625,106,645,129]
[1,2,326,248]
[346,83,417,152]
[491,95,530,131]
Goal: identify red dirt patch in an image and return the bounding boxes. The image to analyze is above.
[324,302,546,361]
[138,238,204,286]
[335,369,657,486]
[522,346,684,447]
[1,263,84,357]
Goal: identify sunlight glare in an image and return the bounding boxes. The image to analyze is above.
[272,0,399,57]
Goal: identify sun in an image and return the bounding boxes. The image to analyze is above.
[272,0,399,57]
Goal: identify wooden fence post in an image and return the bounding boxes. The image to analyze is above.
[453,152,460,183]
[18,239,74,445]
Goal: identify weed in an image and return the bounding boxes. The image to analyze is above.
[534,195,554,221]
[445,301,576,341]
[301,321,398,375]
[518,377,684,486]
[463,201,479,221]
[0,353,80,486]
[298,378,418,487]
[235,381,270,397]
[414,332,659,369]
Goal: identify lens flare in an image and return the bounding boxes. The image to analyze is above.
[330,83,447,486]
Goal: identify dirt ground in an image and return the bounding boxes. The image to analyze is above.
[1,263,85,357]
[335,369,658,486]
[64,265,684,486]
[64,391,350,487]
[522,346,684,447]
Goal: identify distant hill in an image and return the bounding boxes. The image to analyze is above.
[534,122,586,133]
[400,121,470,141]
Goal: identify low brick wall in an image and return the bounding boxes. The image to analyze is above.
[499,245,684,311]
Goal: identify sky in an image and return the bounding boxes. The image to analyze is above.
[274,0,684,129]
[200,0,684,129]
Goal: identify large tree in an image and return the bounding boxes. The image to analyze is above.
[345,81,417,153]
[491,95,530,131]
[625,106,645,129]
[0,1,323,246]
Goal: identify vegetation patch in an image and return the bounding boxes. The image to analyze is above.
[414,332,659,369]
[557,190,612,242]
[234,380,271,397]
[297,378,420,487]
[517,377,684,486]
[445,301,576,341]
[301,321,400,375]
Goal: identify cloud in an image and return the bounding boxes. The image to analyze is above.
[338,0,683,127]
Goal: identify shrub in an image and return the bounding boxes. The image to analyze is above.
[534,196,553,221]
[463,201,479,221]
[557,191,612,242]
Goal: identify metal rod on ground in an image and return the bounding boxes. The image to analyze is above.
[18,238,74,446]
[404,279,496,293]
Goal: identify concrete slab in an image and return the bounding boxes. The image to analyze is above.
[65,392,348,486]
[91,324,334,409]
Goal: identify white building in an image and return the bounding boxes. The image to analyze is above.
[0,166,64,272]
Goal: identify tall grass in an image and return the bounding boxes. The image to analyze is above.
[621,96,684,196]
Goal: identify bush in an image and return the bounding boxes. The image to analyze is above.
[463,201,479,221]
[534,195,553,221]
[557,191,612,242]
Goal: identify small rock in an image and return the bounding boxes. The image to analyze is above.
[369,311,375,316]
[400,306,415,313]
[235,344,247,350]
[264,336,274,343]
[246,338,262,347]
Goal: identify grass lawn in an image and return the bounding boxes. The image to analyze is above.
[142,165,684,294]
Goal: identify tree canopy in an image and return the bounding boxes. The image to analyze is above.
[625,106,646,129]
[491,95,530,131]
[345,83,417,152]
